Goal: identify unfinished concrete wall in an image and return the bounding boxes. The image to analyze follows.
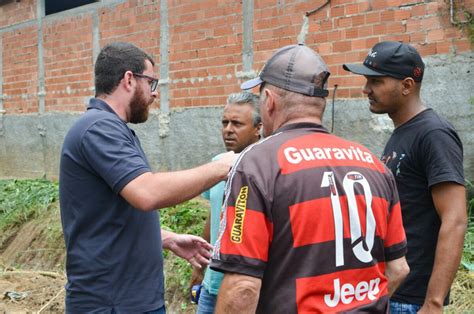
[0,0,473,180]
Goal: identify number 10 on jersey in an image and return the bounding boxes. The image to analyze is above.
[321,171,376,267]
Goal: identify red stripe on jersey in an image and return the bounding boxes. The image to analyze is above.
[220,206,273,262]
[277,133,386,174]
[296,263,388,313]
[384,201,406,247]
[289,196,389,247]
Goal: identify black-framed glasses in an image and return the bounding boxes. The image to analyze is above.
[132,73,159,92]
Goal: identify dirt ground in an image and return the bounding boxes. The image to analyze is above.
[0,270,65,312]
[0,218,196,313]
[0,270,197,313]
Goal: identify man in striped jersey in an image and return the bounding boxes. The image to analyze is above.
[210,44,410,313]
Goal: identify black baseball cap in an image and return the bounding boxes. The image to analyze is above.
[241,44,330,97]
[343,41,425,82]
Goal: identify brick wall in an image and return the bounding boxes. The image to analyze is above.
[0,0,472,113]
[2,25,39,113]
[0,0,36,29]
[43,14,94,111]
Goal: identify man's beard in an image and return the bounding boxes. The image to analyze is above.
[129,86,152,124]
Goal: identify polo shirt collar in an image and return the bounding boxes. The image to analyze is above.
[87,98,118,116]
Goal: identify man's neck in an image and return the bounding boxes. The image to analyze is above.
[389,97,426,128]
[275,116,322,132]
[97,95,128,122]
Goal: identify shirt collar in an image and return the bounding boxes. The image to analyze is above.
[87,98,117,115]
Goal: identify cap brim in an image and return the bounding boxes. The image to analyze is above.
[343,63,385,77]
[241,77,264,90]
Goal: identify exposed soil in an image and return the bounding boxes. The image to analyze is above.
[0,215,196,313]
[0,271,65,312]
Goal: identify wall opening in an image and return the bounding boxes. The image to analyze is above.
[45,0,98,15]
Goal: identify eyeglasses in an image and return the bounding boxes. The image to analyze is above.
[132,73,159,92]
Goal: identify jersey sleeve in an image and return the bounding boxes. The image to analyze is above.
[81,119,150,194]
[383,172,407,261]
[210,165,274,279]
[421,128,464,187]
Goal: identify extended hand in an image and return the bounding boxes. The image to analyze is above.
[215,151,238,179]
[168,234,214,269]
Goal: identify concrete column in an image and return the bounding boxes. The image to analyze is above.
[0,34,3,112]
[242,0,254,73]
[158,0,170,138]
[92,10,100,70]
[237,0,256,80]
[0,34,4,137]
[37,0,45,114]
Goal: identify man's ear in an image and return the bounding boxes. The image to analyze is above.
[264,88,275,114]
[255,121,263,138]
[122,71,135,92]
[401,77,415,96]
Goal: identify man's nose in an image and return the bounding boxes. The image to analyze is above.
[224,123,234,132]
[362,83,370,95]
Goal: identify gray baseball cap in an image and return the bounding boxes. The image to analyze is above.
[241,44,330,97]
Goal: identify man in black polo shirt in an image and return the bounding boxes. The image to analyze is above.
[59,42,235,313]
[343,41,467,314]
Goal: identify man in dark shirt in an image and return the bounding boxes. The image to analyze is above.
[210,44,409,313]
[59,42,235,313]
[343,41,467,314]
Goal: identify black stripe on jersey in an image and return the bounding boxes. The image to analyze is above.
[385,240,408,261]
[210,254,266,279]
[268,236,387,280]
[274,165,396,206]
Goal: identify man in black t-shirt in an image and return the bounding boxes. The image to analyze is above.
[344,41,467,314]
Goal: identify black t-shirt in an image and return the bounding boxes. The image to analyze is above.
[59,98,164,312]
[211,123,407,313]
[381,108,464,306]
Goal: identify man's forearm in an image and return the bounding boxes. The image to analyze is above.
[385,256,410,296]
[203,213,211,243]
[424,220,466,306]
[120,153,234,211]
[161,229,176,250]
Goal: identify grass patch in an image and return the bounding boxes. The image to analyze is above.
[160,199,209,308]
[0,179,58,230]
[462,180,474,271]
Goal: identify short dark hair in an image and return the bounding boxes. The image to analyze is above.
[226,92,261,126]
[94,42,155,97]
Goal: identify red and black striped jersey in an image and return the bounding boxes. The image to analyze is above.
[211,122,407,313]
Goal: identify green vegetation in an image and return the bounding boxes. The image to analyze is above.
[0,179,58,230]
[160,199,209,301]
[462,180,474,271]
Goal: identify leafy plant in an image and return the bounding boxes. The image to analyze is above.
[0,179,58,230]
[160,199,209,298]
[461,180,474,270]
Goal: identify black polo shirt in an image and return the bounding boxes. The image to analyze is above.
[59,98,164,312]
